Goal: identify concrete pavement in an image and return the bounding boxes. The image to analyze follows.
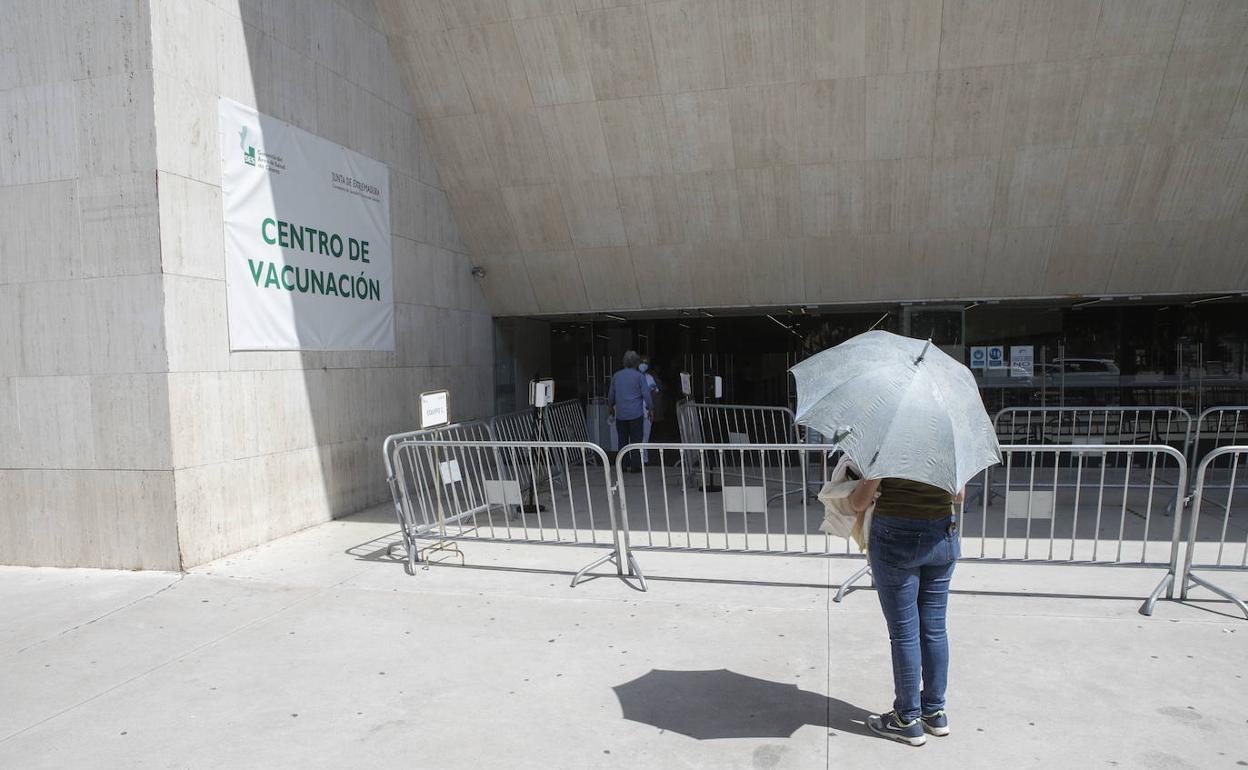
[2,507,1246,769]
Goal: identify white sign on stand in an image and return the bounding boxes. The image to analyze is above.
[420,389,450,429]
[713,375,723,399]
[987,345,1006,369]
[680,372,692,396]
[1010,345,1035,378]
[970,346,987,369]
[529,379,554,408]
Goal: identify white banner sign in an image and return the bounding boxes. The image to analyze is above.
[219,98,394,350]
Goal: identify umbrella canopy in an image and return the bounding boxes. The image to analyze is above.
[789,330,1001,493]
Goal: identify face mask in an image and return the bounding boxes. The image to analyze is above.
[639,363,649,373]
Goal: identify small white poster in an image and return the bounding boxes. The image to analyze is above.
[987,345,1006,369]
[1010,346,1035,378]
[438,459,462,485]
[970,346,987,369]
[680,372,692,396]
[220,98,393,350]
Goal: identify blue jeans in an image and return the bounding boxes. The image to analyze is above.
[869,514,960,723]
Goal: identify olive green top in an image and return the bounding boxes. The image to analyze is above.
[872,478,955,520]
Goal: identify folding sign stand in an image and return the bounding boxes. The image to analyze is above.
[677,373,721,493]
[518,379,555,516]
[416,389,464,567]
[697,457,722,493]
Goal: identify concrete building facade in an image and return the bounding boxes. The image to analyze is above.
[2,0,1246,570]
[1,0,492,570]
[383,0,1248,314]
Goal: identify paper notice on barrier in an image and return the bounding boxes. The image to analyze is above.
[722,485,767,513]
[485,479,522,505]
[439,459,462,485]
[727,431,749,444]
[1005,490,1054,519]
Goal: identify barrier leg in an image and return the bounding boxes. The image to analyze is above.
[571,551,616,587]
[1140,570,1174,616]
[570,550,648,591]
[833,562,872,603]
[627,552,648,592]
[1184,572,1248,620]
[387,532,420,576]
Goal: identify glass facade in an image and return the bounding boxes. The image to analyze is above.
[548,298,1248,418]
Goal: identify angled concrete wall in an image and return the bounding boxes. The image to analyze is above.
[0,0,179,569]
[1,0,494,570]
[151,0,493,568]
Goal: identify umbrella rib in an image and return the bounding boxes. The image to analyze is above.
[795,368,908,428]
[940,385,965,493]
[860,369,923,475]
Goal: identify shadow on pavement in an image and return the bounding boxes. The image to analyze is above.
[612,669,873,740]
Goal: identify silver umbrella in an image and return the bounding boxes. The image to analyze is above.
[789,330,1001,493]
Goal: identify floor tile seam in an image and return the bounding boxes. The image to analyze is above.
[950,605,1243,624]
[195,568,837,612]
[826,555,833,770]
[12,573,186,655]
[0,569,368,746]
[328,581,833,615]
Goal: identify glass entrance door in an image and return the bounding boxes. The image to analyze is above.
[902,305,964,362]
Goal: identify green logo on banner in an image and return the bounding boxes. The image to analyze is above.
[240,125,255,165]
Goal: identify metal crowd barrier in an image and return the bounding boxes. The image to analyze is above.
[615,442,849,557]
[1180,446,1248,618]
[490,399,591,445]
[383,421,494,572]
[993,407,1193,456]
[384,436,643,587]
[674,401,816,500]
[615,441,1186,614]
[384,419,493,448]
[676,401,797,445]
[381,424,1227,617]
[984,408,1192,508]
[490,407,540,442]
[1191,407,1248,465]
[546,399,591,444]
[490,399,596,483]
[834,444,1189,614]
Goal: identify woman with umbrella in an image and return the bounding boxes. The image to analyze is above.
[790,331,1001,747]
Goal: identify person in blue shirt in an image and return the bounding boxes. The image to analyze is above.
[607,350,653,473]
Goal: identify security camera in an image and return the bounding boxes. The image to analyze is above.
[470,266,487,279]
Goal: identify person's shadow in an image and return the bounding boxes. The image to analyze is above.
[612,669,874,740]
